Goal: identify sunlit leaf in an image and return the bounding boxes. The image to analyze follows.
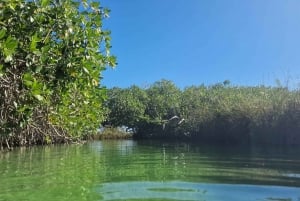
[41,0,49,7]
[30,33,40,52]
[0,29,6,39]
[3,36,18,56]
[83,67,90,75]
[34,94,44,101]
[13,101,18,108]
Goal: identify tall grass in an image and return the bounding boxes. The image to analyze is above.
[179,85,300,144]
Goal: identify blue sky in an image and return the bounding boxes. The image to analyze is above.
[101,0,300,89]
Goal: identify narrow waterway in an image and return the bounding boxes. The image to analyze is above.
[0,140,299,201]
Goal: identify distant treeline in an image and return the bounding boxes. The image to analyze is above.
[105,80,300,145]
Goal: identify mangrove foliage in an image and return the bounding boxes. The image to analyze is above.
[105,80,300,145]
[0,0,116,149]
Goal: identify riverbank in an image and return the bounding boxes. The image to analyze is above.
[2,79,300,150]
[89,127,133,140]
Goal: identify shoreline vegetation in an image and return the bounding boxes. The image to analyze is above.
[1,1,300,150]
[105,80,300,145]
[0,0,116,150]
[92,127,132,140]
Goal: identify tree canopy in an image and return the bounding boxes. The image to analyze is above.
[106,80,300,145]
[0,0,116,148]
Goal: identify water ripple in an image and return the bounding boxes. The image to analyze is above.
[97,181,300,201]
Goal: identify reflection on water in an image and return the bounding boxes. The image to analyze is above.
[285,173,300,178]
[0,140,300,201]
[98,181,300,201]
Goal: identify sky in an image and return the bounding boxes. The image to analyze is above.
[100,0,300,89]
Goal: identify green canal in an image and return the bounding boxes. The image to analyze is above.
[0,140,300,201]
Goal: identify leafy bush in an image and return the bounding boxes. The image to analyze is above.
[0,0,116,148]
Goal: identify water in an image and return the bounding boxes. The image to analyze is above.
[0,140,300,201]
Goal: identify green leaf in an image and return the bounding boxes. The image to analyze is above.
[8,2,16,11]
[34,94,44,101]
[91,2,100,9]
[23,73,33,87]
[5,36,18,49]
[103,8,111,18]
[30,33,40,52]
[0,64,4,77]
[0,29,6,39]
[4,55,12,62]
[3,36,18,56]
[32,79,43,92]
[17,105,30,113]
[41,0,49,7]
[23,73,32,81]
[83,67,90,75]
[35,65,43,73]
[24,80,33,87]
[108,56,117,67]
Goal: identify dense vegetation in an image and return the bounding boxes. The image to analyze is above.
[0,0,116,149]
[105,80,300,145]
[1,1,299,149]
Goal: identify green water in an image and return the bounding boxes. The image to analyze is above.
[0,140,300,201]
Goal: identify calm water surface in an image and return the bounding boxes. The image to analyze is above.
[0,140,300,201]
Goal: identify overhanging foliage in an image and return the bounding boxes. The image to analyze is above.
[0,0,116,148]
